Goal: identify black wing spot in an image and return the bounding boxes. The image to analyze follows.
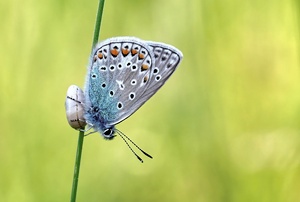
[155,75,161,81]
[110,65,115,71]
[100,66,107,71]
[117,102,123,109]
[131,79,137,85]
[131,64,137,71]
[129,92,135,100]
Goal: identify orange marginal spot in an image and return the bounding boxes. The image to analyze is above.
[98,53,103,59]
[141,64,149,71]
[138,53,145,59]
[143,76,148,83]
[122,48,129,56]
[131,49,138,55]
[110,49,119,57]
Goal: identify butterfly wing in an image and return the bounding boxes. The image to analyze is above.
[84,37,154,128]
[84,37,183,128]
[137,41,183,105]
[117,41,183,124]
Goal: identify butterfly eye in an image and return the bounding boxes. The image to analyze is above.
[103,128,115,139]
[104,129,111,135]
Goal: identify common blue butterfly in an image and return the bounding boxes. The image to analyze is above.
[66,37,182,147]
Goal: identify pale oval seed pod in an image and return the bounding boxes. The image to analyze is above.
[65,85,87,130]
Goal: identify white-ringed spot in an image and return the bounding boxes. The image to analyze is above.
[117,102,123,109]
[131,79,137,85]
[118,63,123,69]
[109,65,116,71]
[155,75,161,81]
[153,68,159,74]
[129,92,135,100]
[131,64,138,71]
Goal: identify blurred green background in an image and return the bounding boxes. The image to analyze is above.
[1,0,300,201]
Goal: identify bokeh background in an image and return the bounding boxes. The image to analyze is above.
[1,0,300,201]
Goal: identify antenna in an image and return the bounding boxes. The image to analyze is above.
[115,129,153,163]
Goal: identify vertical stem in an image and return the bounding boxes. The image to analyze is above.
[92,0,106,49]
[70,0,105,201]
[70,130,85,202]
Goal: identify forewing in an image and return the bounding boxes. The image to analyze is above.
[108,40,183,125]
[84,37,154,126]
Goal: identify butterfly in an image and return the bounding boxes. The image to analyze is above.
[65,37,182,160]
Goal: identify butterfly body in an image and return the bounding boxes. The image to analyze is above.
[66,37,182,140]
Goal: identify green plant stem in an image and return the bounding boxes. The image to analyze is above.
[92,0,106,49]
[70,0,105,201]
[70,130,85,202]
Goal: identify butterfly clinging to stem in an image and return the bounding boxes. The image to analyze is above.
[65,37,183,162]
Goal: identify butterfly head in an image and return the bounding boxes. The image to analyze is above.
[84,105,117,139]
[102,127,116,140]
